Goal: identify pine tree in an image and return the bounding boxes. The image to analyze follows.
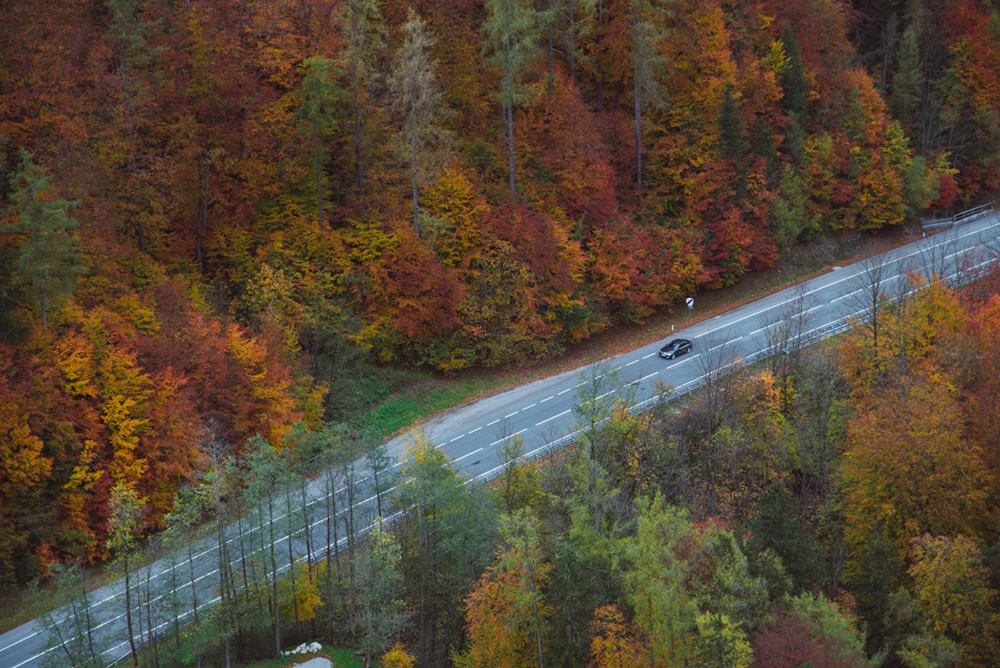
[779,25,807,122]
[718,83,747,156]
[295,56,346,227]
[891,23,922,124]
[7,149,82,327]
[748,481,823,593]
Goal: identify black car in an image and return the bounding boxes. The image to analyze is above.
[659,338,692,360]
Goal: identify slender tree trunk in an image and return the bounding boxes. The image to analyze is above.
[124,554,138,666]
[299,478,317,639]
[569,0,575,80]
[268,494,281,658]
[352,67,365,200]
[417,510,427,663]
[597,0,604,112]
[285,490,302,643]
[145,566,159,668]
[647,592,654,668]
[504,35,516,194]
[526,561,544,668]
[632,0,642,192]
[187,543,202,668]
[411,98,419,236]
[196,159,209,273]
[507,100,515,194]
[547,0,554,102]
[342,462,356,585]
[315,132,323,226]
[215,488,232,667]
[38,289,47,327]
[82,579,96,662]
[325,469,335,644]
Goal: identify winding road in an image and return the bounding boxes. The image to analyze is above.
[2,212,999,668]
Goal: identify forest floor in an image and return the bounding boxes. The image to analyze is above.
[357,220,925,441]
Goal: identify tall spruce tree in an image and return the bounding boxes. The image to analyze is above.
[295,57,346,227]
[7,149,82,328]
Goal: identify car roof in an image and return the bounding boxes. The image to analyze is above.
[667,338,690,345]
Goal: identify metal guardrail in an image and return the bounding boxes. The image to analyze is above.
[922,202,994,230]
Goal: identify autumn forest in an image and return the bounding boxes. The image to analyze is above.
[4,0,1000,665]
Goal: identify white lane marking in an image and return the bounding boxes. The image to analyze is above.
[540,395,553,403]
[640,371,659,381]
[454,448,484,463]
[575,382,585,388]
[504,411,519,419]
[468,426,482,434]
[393,461,403,468]
[709,341,728,351]
[523,403,536,410]
[537,409,571,426]
[597,391,615,400]
[643,353,656,359]
[489,429,528,447]
[487,419,500,426]
[557,388,571,395]
[450,435,464,442]
[625,360,638,366]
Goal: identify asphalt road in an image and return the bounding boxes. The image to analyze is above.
[3,212,999,668]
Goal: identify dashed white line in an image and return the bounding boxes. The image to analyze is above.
[454,448,484,463]
[523,403,536,410]
[640,371,659,381]
[540,395,553,403]
[504,411,519,419]
[643,353,656,359]
[450,435,464,442]
[489,429,528,447]
[557,388,571,395]
[468,426,482,434]
[487,419,500,427]
[537,409,571,426]
[625,360,638,366]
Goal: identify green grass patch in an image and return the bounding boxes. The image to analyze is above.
[354,376,505,440]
